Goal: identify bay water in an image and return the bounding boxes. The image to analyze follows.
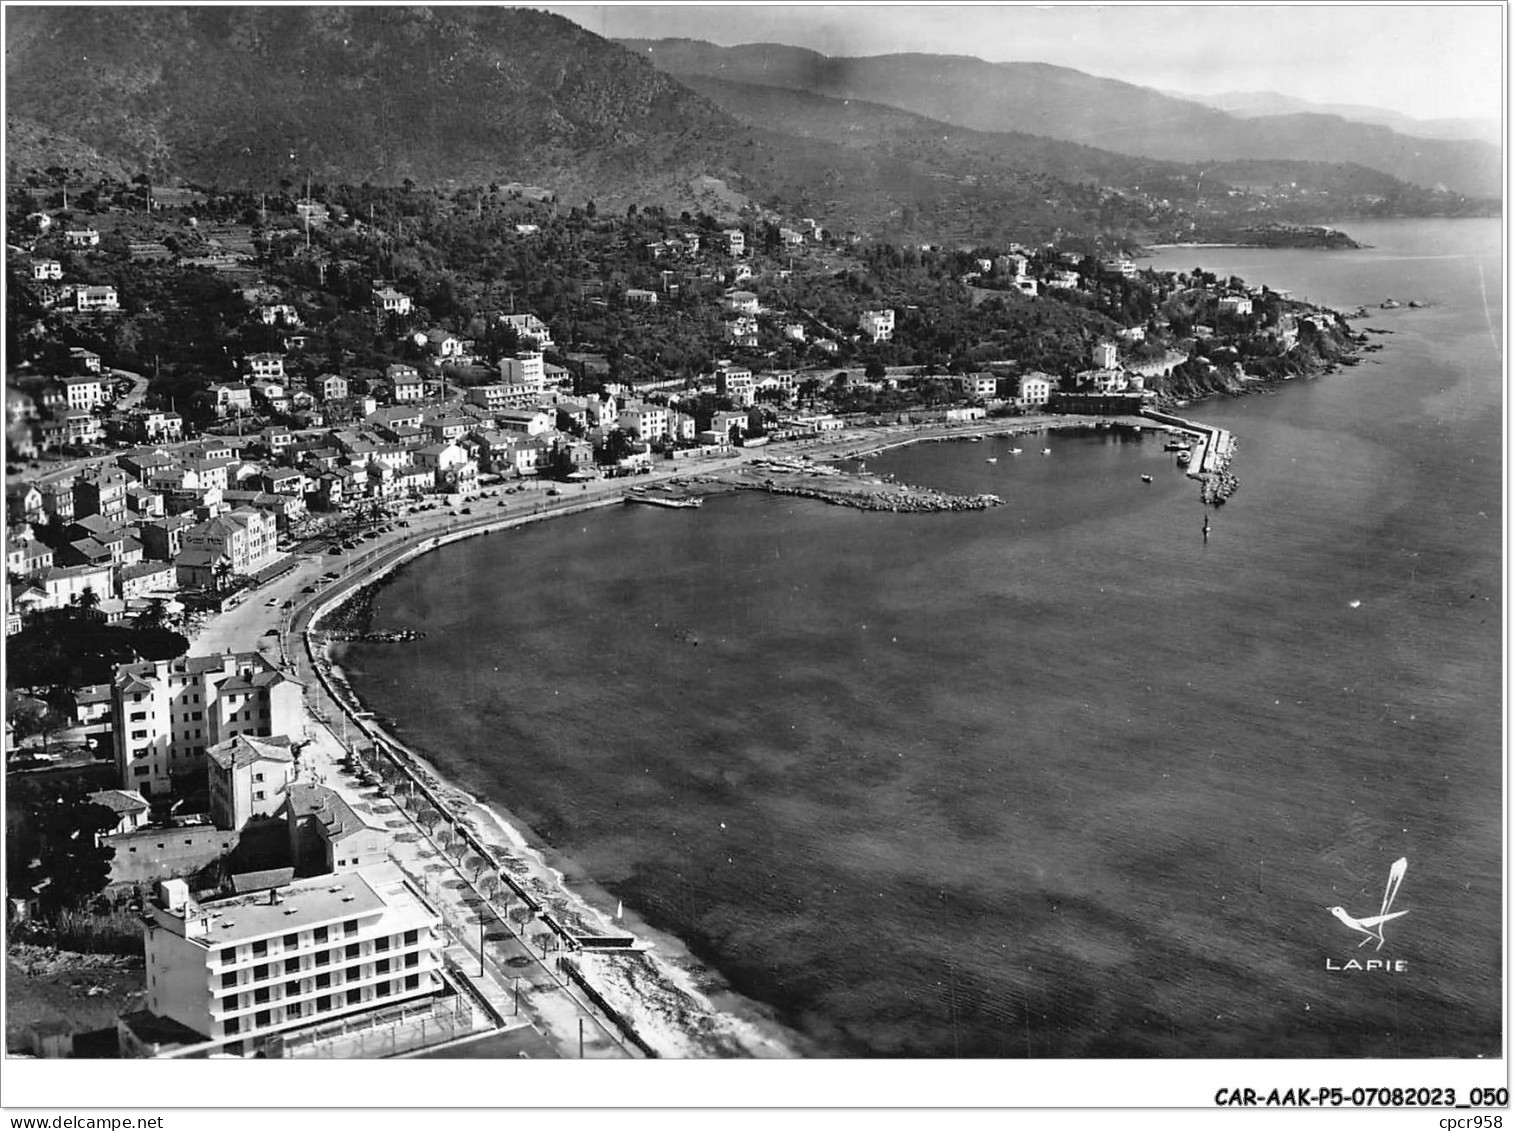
[342,219,1502,1057]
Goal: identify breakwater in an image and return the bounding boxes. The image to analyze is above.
[747,480,1002,512]
[1140,409,1238,505]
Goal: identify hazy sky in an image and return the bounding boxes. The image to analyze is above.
[540,3,1504,123]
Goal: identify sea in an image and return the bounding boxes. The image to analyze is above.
[341,219,1502,1058]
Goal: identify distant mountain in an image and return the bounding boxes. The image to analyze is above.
[621,39,1502,198]
[1180,90,1501,148]
[675,74,1187,188]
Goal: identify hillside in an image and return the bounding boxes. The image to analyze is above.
[621,38,1502,198]
[0,5,1172,240]
[4,7,741,208]
[0,6,1188,247]
[676,74,1187,187]
[5,7,1490,249]
[4,117,134,185]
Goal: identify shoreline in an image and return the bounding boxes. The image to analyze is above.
[289,411,1213,1058]
[173,405,1252,1057]
[298,493,809,1057]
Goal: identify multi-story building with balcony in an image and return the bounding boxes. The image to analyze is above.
[139,865,443,1057]
[179,508,278,577]
[715,363,755,407]
[111,651,301,797]
[616,403,669,440]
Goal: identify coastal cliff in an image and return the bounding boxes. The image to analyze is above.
[1151,319,1360,403]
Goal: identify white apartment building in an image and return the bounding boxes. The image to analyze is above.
[465,384,542,413]
[964,373,999,399]
[860,309,895,343]
[617,402,669,440]
[140,865,443,1056]
[112,652,301,797]
[1091,341,1119,370]
[1017,372,1055,409]
[386,364,425,402]
[207,734,296,831]
[58,374,106,412]
[724,229,745,257]
[498,352,545,393]
[715,365,755,407]
[32,259,62,280]
[180,508,278,575]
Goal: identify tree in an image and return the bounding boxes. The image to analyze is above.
[140,597,170,631]
[8,693,68,756]
[69,586,100,620]
[416,807,441,834]
[6,780,116,914]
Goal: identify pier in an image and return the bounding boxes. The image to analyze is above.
[1141,408,1238,504]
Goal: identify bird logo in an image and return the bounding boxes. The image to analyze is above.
[1329,857,1409,950]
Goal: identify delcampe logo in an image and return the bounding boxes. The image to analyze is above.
[1325,857,1409,972]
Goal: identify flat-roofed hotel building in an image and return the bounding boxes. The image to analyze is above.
[142,864,442,1056]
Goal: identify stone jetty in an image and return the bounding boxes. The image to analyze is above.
[752,480,1002,512]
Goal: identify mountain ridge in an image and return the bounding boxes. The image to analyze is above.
[620,37,1502,198]
[5,7,742,200]
[1176,89,1501,147]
